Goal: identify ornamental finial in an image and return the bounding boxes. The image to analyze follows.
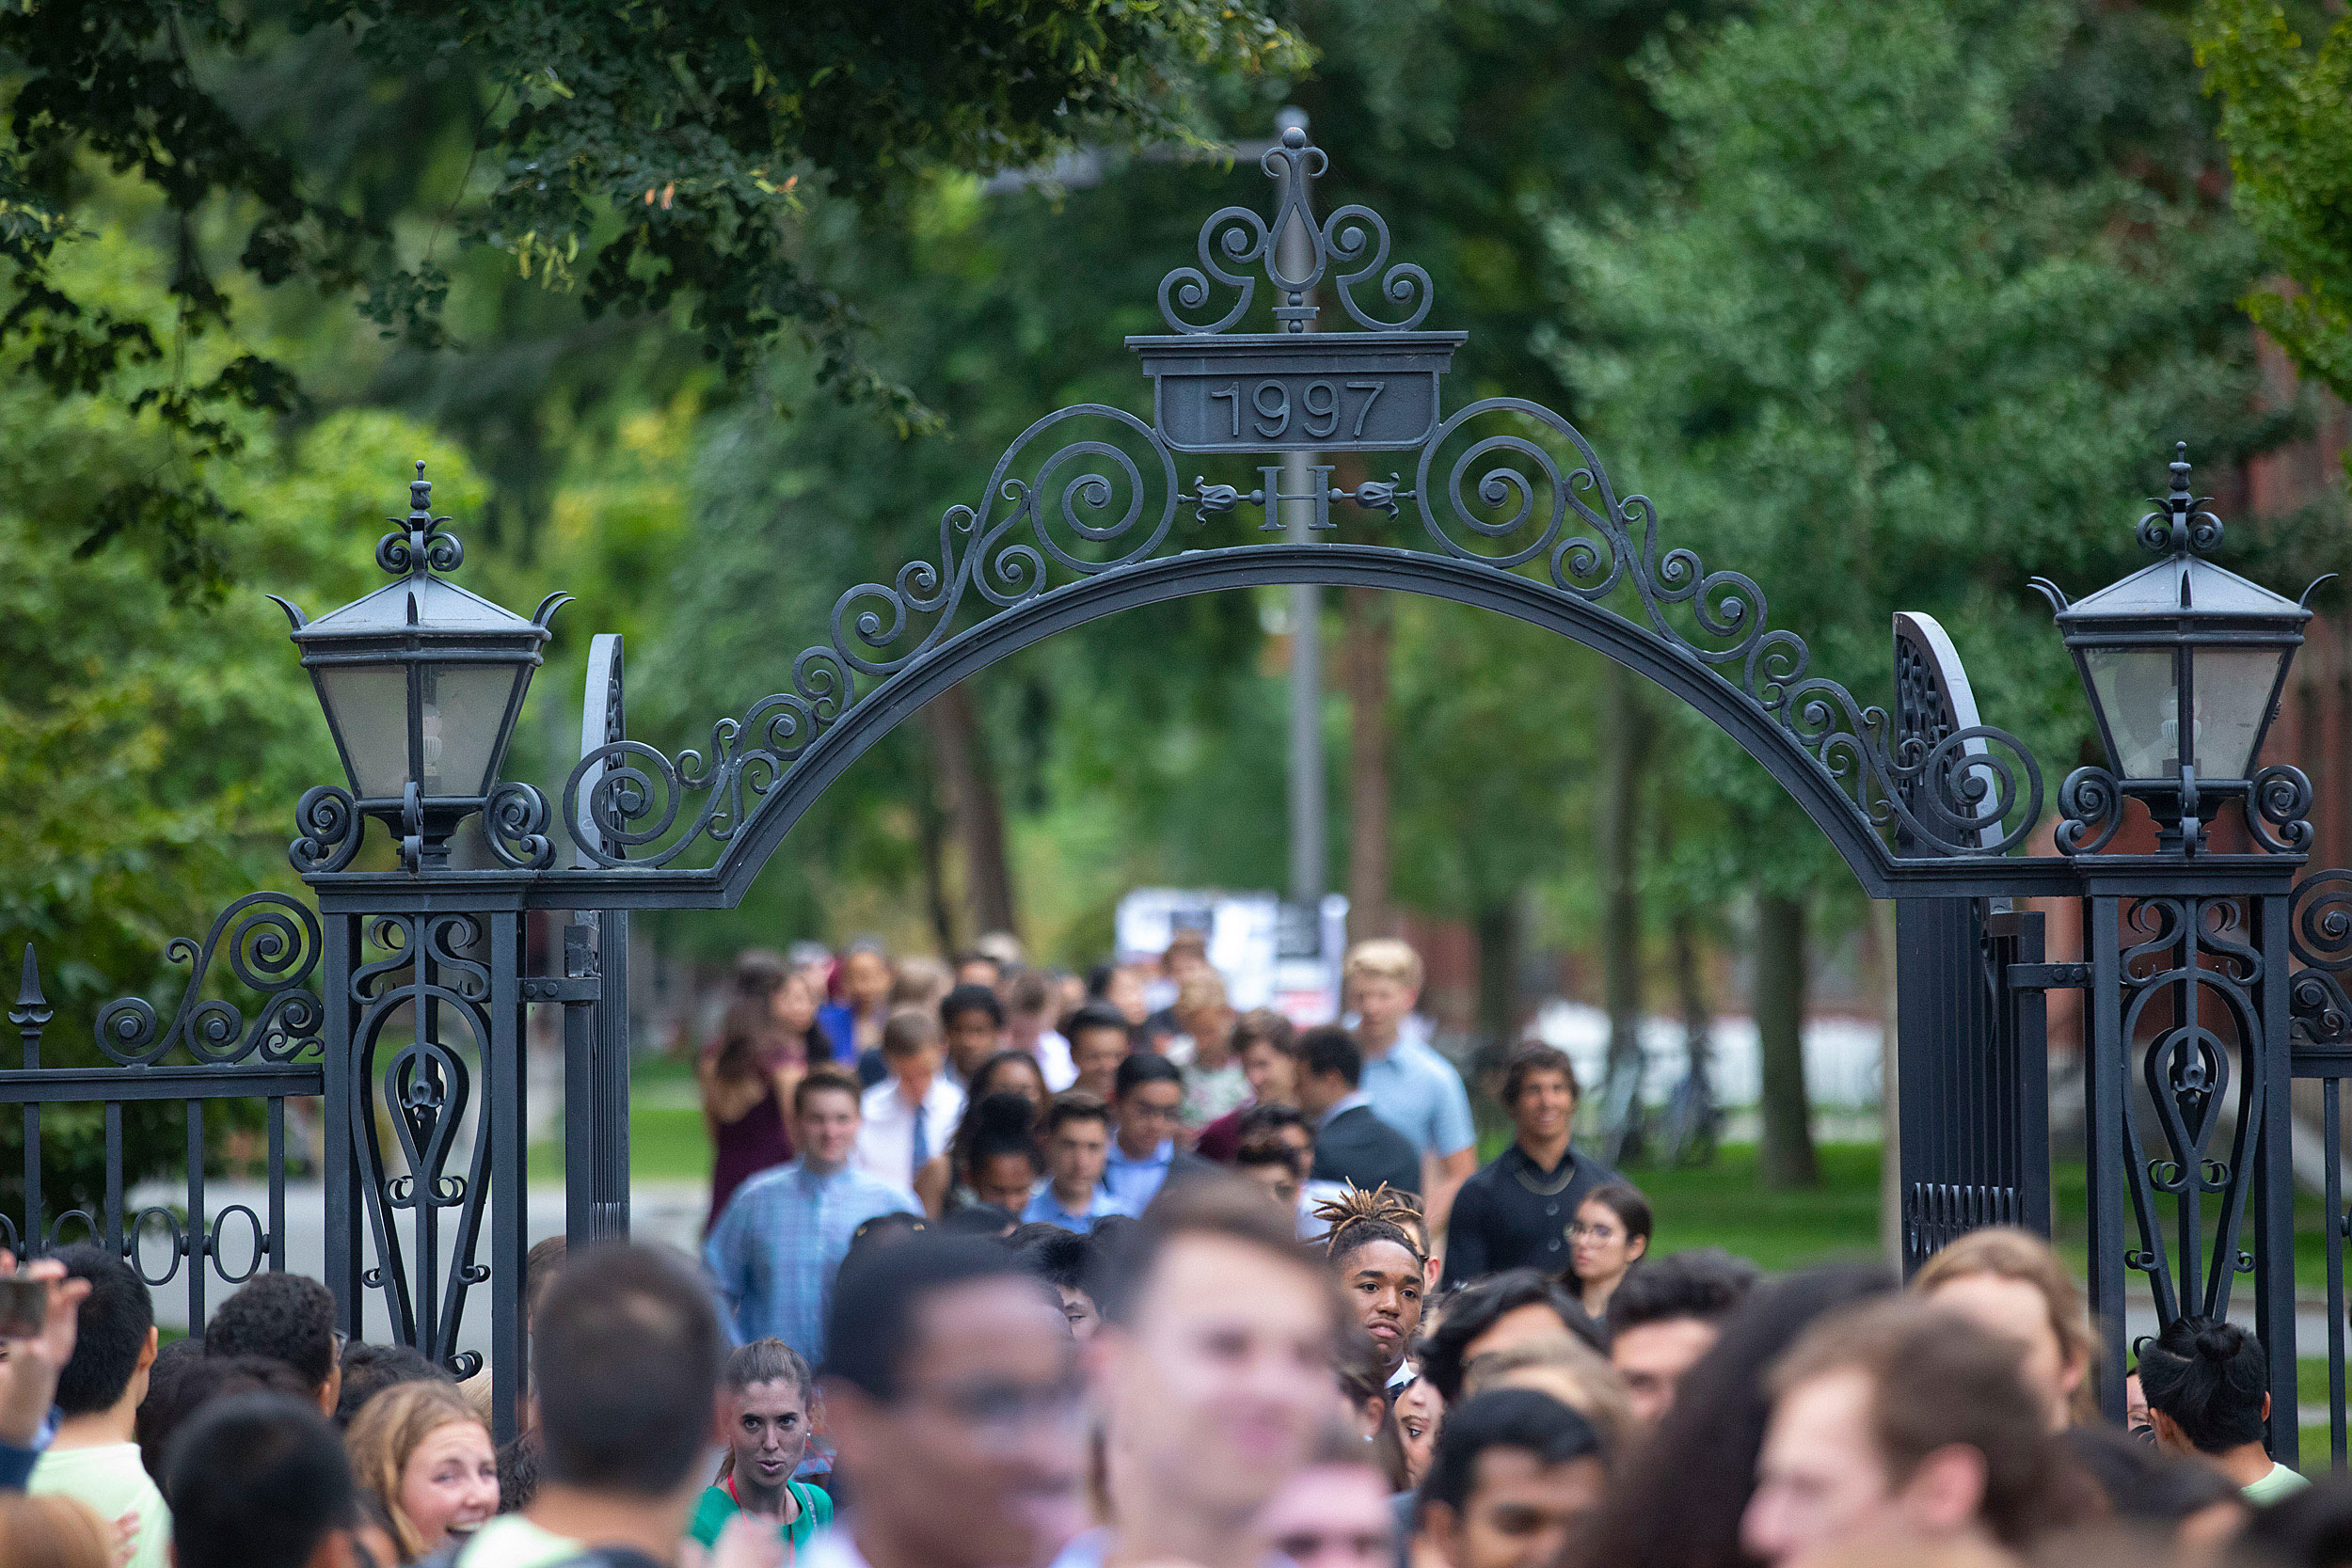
[1152,114,1433,336]
[376,459,465,578]
[2136,440,2223,558]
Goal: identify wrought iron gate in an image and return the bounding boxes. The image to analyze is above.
[8,121,2351,1459]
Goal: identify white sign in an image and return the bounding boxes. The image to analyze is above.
[1115,889,1348,1022]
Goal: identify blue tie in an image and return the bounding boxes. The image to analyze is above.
[910,1097,930,1180]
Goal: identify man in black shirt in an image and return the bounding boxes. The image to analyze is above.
[1440,1045,1618,1289]
[1297,1026,1421,1197]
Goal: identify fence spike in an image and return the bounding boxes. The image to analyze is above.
[8,944,49,1027]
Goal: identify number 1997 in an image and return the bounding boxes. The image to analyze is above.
[1207,378,1385,440]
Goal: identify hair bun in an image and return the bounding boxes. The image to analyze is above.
[2193,1322,2247,1361]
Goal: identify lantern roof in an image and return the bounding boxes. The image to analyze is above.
[2056,552,2307,628]
[2039,442,2320,636]
[289,571,549,641]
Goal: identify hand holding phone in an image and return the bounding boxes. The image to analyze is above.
[0,1251,88,1449]
[0,1273,49,1340]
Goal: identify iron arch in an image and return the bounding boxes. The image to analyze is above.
[678,544,1929,902]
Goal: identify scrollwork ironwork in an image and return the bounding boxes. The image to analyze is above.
[347,911,501,1379]
[1155,127,1433,336]
[2290,866,2352,1048]
[564,387,2045,868]
[2248,765,2314,854]
[2111,893,2267,1328]
[548,127,2048,878]
[377,460,465,577]
[91,893,325,1068]
[289,784,361,874]
[483,781,555,869]
[567,404,1182,867]
[2057,766,2126,855]
[2137,443,2225,557]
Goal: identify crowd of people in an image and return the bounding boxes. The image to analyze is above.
[5,933,2352,1568]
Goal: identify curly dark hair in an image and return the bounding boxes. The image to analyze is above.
[205,1271,338,1393]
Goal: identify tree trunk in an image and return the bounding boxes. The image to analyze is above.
[1756,890,1819,1188]
[1473,893,1523,1056]
[914,741,959,957]
[1670,906,1711,1079]
[1597,663,1650,1092]
[923,683,1018,942]
[1344,584,1395,942]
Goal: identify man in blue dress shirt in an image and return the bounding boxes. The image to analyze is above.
[706,1068,918,1362]
[1100,1054,1214,1213]
[1024,1093,1130,1231]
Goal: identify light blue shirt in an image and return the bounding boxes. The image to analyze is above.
[1102,1140,1176,1212]
[1023,1183,1131,1232]
[704,1159,918,1363]
[1359,1037,1475,1158]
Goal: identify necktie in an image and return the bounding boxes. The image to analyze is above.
[910,1095,930,1180]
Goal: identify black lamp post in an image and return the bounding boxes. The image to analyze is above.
[2037,443,2326,854]
[275,463,566,870]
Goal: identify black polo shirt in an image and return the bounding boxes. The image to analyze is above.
[1438,1142,1619,1290]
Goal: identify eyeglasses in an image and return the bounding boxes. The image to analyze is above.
[1272,1532,1391,1565]
[1565,1223,1622,1242]
[1122,1100,1181,1123]
[904,1374,1088,1437]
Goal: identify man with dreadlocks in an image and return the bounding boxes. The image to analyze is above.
[1316,1186,1428,1390]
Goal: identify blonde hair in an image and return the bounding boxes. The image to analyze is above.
[1910,1226,2099,1425]
[1343,939,1422,991]
[0,1494,113,1568]
[1173,971,1229,1014]
[1460,1336,1635,1455]
[345,1379,491,1560]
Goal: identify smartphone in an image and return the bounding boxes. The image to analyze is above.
[0,1274,46,1339]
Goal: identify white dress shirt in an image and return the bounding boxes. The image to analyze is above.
[853,1074,965,1190]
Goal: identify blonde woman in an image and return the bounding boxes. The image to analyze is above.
[344,1381,499,1563]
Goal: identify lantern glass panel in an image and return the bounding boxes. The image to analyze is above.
[418,662,516,797]
[316,665,412,798]
[2083,647,2179,779]
[2191,644,2287,780]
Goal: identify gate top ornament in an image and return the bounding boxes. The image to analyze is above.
[1152,124,1433,337]
[1132,125,1465,456]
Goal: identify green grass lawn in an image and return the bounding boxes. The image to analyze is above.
[532,1055,713,1185]
[1625,1142,1890,1271]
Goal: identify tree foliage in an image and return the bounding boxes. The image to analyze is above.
[1553,0,2275,896]
[0,0,1303,592]
[2198,1,2352,416]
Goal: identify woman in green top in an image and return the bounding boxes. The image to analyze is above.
[684,1339,834,1561]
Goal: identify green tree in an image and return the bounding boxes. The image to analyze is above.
[0,1,1303,592]
[2199,2,2352,428]
[1553,0,2276,1184]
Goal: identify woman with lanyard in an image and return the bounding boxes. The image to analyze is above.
[683,1339,834,1564]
